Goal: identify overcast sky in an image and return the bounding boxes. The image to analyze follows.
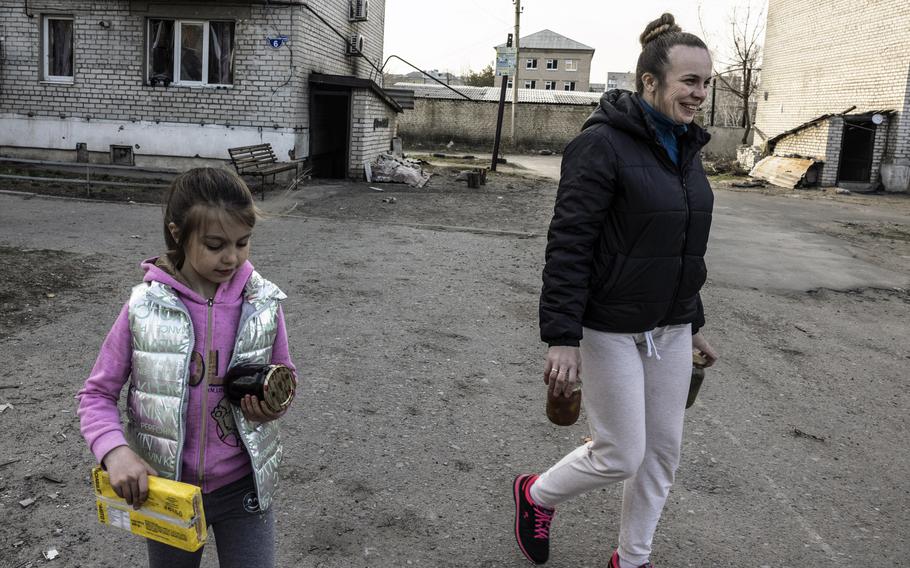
[383,0,766,81]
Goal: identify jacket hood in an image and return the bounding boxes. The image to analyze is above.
[141,255,255,305]
[583,89,711,148]
[583,89,651,138]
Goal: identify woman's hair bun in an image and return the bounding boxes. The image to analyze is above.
[639,13,681,47]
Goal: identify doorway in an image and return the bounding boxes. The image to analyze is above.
[310,89,350,178]
[837,120,876,183]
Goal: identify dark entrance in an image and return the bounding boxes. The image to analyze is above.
[310,89,350,178]
[837,120,876,183]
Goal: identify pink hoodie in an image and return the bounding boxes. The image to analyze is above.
[77,257,296,494]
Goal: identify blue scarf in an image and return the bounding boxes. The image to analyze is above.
[639,98,688,165]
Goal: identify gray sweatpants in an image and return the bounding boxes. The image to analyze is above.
[530,324,692,568]
[147,474,275,568]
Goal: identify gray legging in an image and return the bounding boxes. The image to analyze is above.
[147,474,274,568]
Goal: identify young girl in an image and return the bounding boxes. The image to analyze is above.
[77,167,296,568]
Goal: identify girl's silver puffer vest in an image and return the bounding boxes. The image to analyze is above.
[125,270,287,511]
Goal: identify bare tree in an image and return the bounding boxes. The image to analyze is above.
[699,1,765,143]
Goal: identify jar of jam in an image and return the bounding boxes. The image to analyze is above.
[223,364,296,413]
[546,386,582,426]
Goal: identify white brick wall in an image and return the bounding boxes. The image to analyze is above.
[349,88,398,178]
[0,0,396,173]
[754,0,910,164]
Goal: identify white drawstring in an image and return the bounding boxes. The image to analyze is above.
[644,330,662,360]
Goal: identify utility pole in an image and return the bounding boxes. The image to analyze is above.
[510,0,521,142]
[491,33,513,172]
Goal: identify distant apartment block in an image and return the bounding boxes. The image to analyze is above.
[606,72,636,92]
[494,29,594,92]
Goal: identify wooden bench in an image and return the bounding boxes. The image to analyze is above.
[228,143,299,200]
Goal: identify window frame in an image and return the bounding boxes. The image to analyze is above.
[524,80,536,89]
[525,58,538,70]
[546,59,558,71]
[565,59,577,72]
[43,15,75,83]
[563,81,576,91]
[146,18,235,88]
[544,80,556,90]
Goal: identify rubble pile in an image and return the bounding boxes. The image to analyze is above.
[369,154,431,188]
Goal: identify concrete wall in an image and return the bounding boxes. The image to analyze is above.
[703,127,751,160]
[754,0,910,163]
[0,0,394,174]
[398,98,597,150]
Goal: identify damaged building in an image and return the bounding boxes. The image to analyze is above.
[751,0,910,192]
[0,0,402,179]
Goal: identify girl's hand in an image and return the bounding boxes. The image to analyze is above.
[240,394,285,423]
[102,446,157,510]
[544,345,581,398]
[692,332,719,368]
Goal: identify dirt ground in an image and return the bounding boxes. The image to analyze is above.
[1,162,909,568]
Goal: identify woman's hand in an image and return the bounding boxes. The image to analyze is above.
[240,394,286,423]
[102,446,158,509]
[692,332,719,368]
[544,345,582,398]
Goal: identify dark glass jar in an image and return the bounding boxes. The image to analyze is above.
[686,350,709,409]
[546,386,582,426]
[223,364,296,413]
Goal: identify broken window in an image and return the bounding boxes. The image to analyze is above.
[208,22,234,85]
[44,16,74,81]
[147,19,234,86]
[148,20,174,85]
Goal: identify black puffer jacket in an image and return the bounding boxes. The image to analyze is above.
[539,90,713,346]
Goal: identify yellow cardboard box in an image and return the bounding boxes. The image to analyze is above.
[91,467,207,552]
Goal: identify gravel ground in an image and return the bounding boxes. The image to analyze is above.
[0,166,908,568]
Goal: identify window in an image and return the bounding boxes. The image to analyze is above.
[147,19,235,86]
[506,78,513,88]
[43,16,74,82]
[524,80,536,89]
[563,81,576,91]
[565,59,577,71]
[546,59,558,70]
[544,80,556,90]
[607,80,617,89]
[525,58,537,69]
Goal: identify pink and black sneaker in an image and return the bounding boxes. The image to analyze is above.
[513,474,555,565]
[610,550,654,568]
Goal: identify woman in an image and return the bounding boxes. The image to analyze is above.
[513,13,719,568]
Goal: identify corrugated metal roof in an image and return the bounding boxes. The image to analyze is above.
[749,156,819,188]
[495,29,594,51]
[383,88,415,109]
[393,83,601,106]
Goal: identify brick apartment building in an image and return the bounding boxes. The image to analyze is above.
[753,0,910,191]
[0,0,402,178]
[494,29,594,92]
